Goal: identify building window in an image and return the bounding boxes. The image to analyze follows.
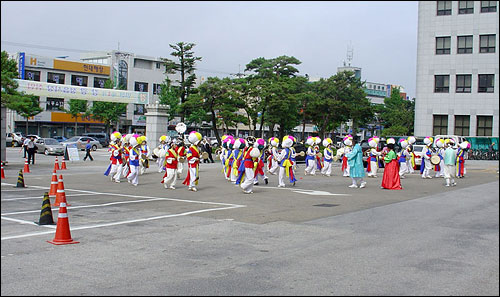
[134,104,145,115]
[156,62,161,69]
[476,116,493,136]
[454,115,470,136]
[457,36,473,54]
[434,75,450,93]
[47,72,65,84]
[134,82,148,92]
[25,70,40,81]
[458,1,474,14]
[71,75,88,87]
[94,77,107,88]
[456,74,472,93]
[478,74,494,93]
[436,36,451,54]
[118,60,128,89]
[437,1,452,15]
[481,1,497,12]
[433,115,448,135]
[153,83,162,95]
[480,34,496,53]
[46,98,64,111]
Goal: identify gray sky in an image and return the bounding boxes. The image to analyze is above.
[1,1,418,98]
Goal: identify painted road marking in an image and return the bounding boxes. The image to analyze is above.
[255,185,351,196]
[1,193,95,201]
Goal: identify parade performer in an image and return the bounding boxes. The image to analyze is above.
[366,137,381,178]
[421,136,434,179]
[314,137,323,172]
[218,135,228,177]
[106,131,124,183]
[267,137,280,175]
[304,136,319,176]
[407,136,417,173]
[231,138,246,184]
[224,137,235,181]
[253,138,269,185]
[161,138,179,189]
[443,139,457,187]
[176,137,187,179]
[121,134,132,179]
[456,141,469,178]
[342,135,353,177]
[138,136,150,175]
[345,137,366,188]
[381,138,402,190]
[321,138,334,177]
[183,131,202,192]
[277,135,297,188]
[238,137,261,194]
[398,138,410,179]
[434,138,445,178]
[290,136,298,172]
[156,135,170,173]
[127,134,142,186]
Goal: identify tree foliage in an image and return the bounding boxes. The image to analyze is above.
[379,88,415,135]
[89,79,127,134]
[158,77,181,123]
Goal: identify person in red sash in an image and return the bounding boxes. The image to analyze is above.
[456,141,469,178]
[253,138,269,185]
[161,139,179,189]
[342,135,353,177]
[239,137,261,194]
[107,131,123,183]
[183,131,202,192]
[176,138,186,179]
[381,138,402,190]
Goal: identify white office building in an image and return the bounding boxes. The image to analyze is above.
[415,1,499,137]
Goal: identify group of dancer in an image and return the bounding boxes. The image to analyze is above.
[104,129,471,193]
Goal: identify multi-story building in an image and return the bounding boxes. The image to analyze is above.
[415,1,499,137]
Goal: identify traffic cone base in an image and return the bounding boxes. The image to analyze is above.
[47,202,79,245]
[1,162,6,179]
[15,169,25,188]
[36,192,55,225]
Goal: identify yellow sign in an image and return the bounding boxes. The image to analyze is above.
[51,112,105,124]
[53,59,110,75]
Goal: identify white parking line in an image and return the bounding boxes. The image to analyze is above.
[2,193,95,201]
[254,185,351,196]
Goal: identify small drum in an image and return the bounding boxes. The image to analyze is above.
[152,147,160,158]
[430,155,441,165]
[201,152,209,160]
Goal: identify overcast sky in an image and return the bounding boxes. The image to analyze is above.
[1,1,418,98]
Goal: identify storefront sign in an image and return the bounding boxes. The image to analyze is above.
[65,143,80,161]
[18,52,25,79]
[25,55,54,68]
[53,59,110,75]
[15,79,149,104]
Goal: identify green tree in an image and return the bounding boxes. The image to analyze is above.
[161,42,202,122]
[63,99,89,137]
[89,79,127,134]
[158,78,181,123]
[379,88,415,135]
[1,51,43,135]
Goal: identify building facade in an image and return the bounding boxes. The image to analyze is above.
[415,1,499,137]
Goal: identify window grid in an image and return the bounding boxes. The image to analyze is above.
[457,35,473,54]
[433,115,448,135]
[478,74,495,93]
[458,1,474,14]
[476,116,493,136]
[456,74,472,93]
[481,1,497,12]
[436,36,451,54]
[437,1,452,15]
[480,34,496,53]
[435,75,450,93]
[454,115,470,136]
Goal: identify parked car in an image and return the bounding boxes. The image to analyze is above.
[34,138,65,156]
[412,144,426,168]
[61,136,102,151]
[83,132,109,147]
[53,136,68,142]
[26,134,41,141]
[6,132,24,147]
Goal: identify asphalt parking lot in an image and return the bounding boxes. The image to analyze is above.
[1,147,499,295]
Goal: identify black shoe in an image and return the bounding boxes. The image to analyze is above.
[293,181,296,186]
[264,178,268,185]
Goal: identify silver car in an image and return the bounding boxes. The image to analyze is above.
[35,138,66,156]
[61,136,102,151]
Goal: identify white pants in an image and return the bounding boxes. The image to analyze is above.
[367,161,378,177]
[435,160,444,177]
[443,164,456,185]
[177,162,184,178]
[305,158,316,175]
[399,162,408,178]
[163,168,177,188]
[343,164,350,177]
[110,163,123,182]
[351,177,365,186]
[157,157,165,172]
[122,163,129,178]
[230,165,238,182]
[241,167,255,193]
[127,165,139,186]
[268,159,279,175]
[422,159,432,178]
[278,166,286,187]
[139,161,147,175]
[321,161,332,176]
[408,161,415,173]
[187,166,197,188]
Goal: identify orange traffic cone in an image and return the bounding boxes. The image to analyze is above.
[53,174,71,207]
[23,158,30,173]
[1,162,5,179]
[60,157,67,170]
[48,170,58,197]
[54,156,60,171]
[47,201,79,245]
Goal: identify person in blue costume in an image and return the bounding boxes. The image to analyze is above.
[345,138,366,189]
[277,135,297,187]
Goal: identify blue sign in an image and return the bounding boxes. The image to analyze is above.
[18,52,25,79]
